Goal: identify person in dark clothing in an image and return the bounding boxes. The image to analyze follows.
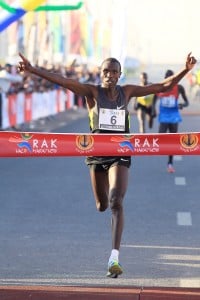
[18,52,196,278]
[152,69,189,173]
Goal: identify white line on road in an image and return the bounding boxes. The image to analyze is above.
[177,212,192,226]
[175,177,186,185]
[158,254,200,261]
[174,155,183,161]
[122,244,200,250]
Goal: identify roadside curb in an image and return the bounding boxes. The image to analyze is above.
[1,285,200,300]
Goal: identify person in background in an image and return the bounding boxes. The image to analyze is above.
[0,63,22,94]
[152,69,189,173]
[0,63,22,129]
[18,52,196,278]
[134,72,155,133]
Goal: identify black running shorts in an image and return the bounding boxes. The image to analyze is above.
[85,156,131,171]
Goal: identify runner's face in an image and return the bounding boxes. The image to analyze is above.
[100,61,121,88]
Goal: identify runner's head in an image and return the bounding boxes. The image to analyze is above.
[140,72,148,85]
[165,69,174,78]
[100,58,122,88]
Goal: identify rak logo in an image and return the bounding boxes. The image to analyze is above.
[76,135,94,151]
[9,132,33,153]
[180,134,199,149]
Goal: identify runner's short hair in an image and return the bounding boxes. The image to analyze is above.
[165,69,174,78]
[101,58,121,72]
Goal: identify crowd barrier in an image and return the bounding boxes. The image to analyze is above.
[0,132,199,157]
[0,89,77,129]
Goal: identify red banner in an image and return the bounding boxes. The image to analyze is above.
[0,131,199,157]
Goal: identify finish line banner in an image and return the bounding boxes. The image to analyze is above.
[0,131,199,157]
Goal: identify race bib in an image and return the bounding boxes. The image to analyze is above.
[99,108,125,131]
[160,96,177,108]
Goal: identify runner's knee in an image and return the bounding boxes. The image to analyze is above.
[109,189,124,211]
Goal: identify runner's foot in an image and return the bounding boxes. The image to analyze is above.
[106,260,123,278]
[167,164,175,173]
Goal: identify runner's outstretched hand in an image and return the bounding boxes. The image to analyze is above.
[186,52,197,71]
[18,52,32,73]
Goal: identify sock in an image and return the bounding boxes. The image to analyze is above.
[109,249,119,263]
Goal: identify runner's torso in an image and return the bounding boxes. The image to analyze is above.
[157,85,182,123]
[88,85,130,133]
[86,85,131,164]
[137,94,154,107]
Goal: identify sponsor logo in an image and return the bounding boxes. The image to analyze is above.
[76,135,94,152]
[117,105,125,110]
[110,136,134,153]
[133,137,159,153]
[9,133,58,154]
[9,133,33,153]
[111,135,160,153]
[180,134,199,152]
[120,158,129,162]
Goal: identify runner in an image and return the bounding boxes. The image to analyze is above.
[18,52,196,278]
[134,72,155,133]
[152,69,190,173]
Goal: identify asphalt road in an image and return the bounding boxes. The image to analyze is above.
[0,110,200,288]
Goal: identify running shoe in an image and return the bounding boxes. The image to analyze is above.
[106,260,123,278]
[167,164,175,173]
